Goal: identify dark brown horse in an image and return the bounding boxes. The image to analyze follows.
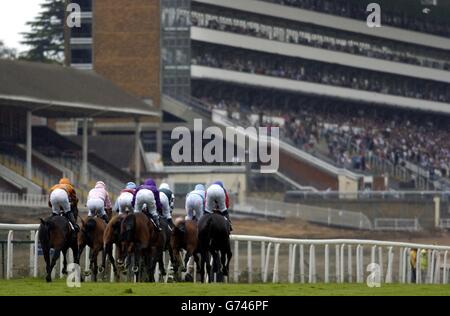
[171,217,200,281]
[118,212,159,282]
[102,213,124,280]
[197,212,232,283]
[39,214,80,282]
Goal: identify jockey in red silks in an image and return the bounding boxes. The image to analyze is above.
[205,180,233,231]
[86,181,112,224]
[132,178,162,231]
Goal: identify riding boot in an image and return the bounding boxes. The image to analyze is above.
[223,211,233,232]
[167,218,174,229]
[101,214,109,224]
[66,211,79,232]
[151,214,162,232]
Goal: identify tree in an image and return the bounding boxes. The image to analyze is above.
[0,40,17,60]
[20,0,65,63]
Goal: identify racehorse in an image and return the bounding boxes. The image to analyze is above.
[197,212,232,283]
[102,213,124,280]
[118,212,159,282]
[171,217,200,281]
[78,217,106,281]
[39,207,80,282]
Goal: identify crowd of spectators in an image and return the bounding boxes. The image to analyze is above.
[191,10,450,71]
[194,89,450,180]
[192,45,450,103]
[263,0,450,38]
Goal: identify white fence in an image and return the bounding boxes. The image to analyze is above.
[2,223,450,284]
[0,193,48,208]
[374,218,421,232]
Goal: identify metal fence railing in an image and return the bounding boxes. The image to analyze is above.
[0,193,48,208]
[285,191,450,202]
[2,223,450,284]
[374,218,421,232]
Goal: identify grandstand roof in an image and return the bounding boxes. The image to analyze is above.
[0,59,160,118]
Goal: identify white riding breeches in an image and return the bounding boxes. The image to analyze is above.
[134,189,158,217]
[117,192,134,214]
[185,193,204,220]
[205,184,227,213]
[50,189,71,214]
[159,192,172,220]
[87,198,106,217]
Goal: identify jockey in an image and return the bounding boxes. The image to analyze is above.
[205,181,233,231]
[114,182,136,215]
[48,178,79,231]
[159,183,175,227]
[132,178,162,231]
[185,184,206,221]
[86,181,112,224]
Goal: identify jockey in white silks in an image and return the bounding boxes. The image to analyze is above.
[113,182,136,215]
[86,181,112,223]
[185,184,206,221]
[205,181,233,230]
[159,183,175,227]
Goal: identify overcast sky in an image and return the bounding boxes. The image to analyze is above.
[0,0,43,52]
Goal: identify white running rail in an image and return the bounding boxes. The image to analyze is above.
[2,223,450,285]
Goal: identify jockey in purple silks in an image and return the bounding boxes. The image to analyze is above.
[132,178,162,231]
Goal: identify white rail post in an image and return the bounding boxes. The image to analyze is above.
[85,246,90,277]
[428,249,434,284]
[378,247,383,283]
[34,230,39,278]
[234,240,239,283]
[398,247,404,283]
[404,248,409,283]
[434,251,440,284]
[385,247,393,283]
[272,243,280,283]
[356,245,361,283]
[340,244,345,283]
[416,248,421,284]
[348,245,352,283]
[324,244,329,283]
[247,241,252,283]
[6,230,13,279]
[309,244,316,283]
[260,241,265,281]
[371,245,376,265]
[290,244,297,283]
[299,244,305,283]
[443,251,448,285]
[59,249,64,278]
[359,245,364,283]
[263,242,272,283]
[29,230,35,276]
[335,245,340,283]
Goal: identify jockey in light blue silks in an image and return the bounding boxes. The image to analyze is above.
[113,182,136,215]
[185,184,206,221]
[132,178,162,231]
[205,181,233,231]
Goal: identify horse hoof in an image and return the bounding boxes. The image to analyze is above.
[98,267,105,274]
[84,271,91,277]
[46,276,52,283]
[184,273,193,282]
[181,268,187,273]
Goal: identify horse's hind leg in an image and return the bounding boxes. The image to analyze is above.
[61,249,68,275]
[91,249,99,282]
[43,246,52,282]
[225,246,232,279]
[49,249,61,280]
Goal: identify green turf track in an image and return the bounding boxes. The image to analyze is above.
[0,279,450,296]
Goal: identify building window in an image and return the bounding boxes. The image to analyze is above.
[71,48,92,64]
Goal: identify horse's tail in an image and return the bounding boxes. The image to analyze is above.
[38,218,53,248]
[122,214,135,242]
[82,218,97,246]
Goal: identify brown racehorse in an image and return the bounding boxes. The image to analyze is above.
[39,212,80,282]
[118,212,170,282]
[171,217,199,281]
[102,213,124,280]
